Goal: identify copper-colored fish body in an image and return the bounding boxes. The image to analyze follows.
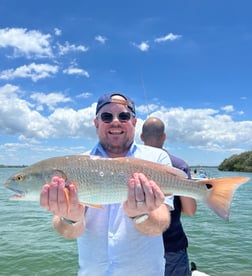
[4,155,250,221]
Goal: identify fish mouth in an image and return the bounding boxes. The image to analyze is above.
[6,186,26,197]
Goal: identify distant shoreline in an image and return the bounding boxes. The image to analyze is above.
[0,165,218,168]
[0,165,27,168]
[190,165,218,168]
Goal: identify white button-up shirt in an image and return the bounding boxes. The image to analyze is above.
[77,142,173,276]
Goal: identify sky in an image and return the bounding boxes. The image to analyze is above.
[0,0,252,166]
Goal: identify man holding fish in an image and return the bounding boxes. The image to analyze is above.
[40,93,174,275]
[4,93,249,275]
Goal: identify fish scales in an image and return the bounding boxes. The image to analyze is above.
[65,156,205,204]
[4,154,250,220]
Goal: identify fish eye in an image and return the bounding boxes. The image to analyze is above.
[15,174,25,182]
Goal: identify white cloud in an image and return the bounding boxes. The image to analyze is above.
[0,84,95,141]
[221,105,234,112]
[137,104,160,114]
[63,67,90,78]
[58,41,89,55]
[48,107,95,138]
[1,84,252,162]
[95,35,107,44]
[132,41,150,52]
[54,28,62,36]
[0,83,19,95]
[154,33,182,43]
[132,33,181,52]
[30,92,72,110]
[0,63,59,82]
[147,106,252,152]
[76,92,93,99]
[0,84,52,139]
[0,27,53,58]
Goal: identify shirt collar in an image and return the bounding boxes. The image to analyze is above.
[90,141,137,157]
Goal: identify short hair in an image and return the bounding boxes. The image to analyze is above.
[141,117,165,140]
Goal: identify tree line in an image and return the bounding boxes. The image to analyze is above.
[218,151,252,172]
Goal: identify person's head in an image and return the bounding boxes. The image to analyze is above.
[94,92,137,157]
[141,117,166,149]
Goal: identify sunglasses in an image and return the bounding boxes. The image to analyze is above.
[98,112,134,123]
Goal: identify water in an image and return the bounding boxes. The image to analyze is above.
[1,168,252,276]
[185,168,252,276]
[0,168,78,276]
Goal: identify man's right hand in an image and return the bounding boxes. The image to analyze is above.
[40,176,84,224]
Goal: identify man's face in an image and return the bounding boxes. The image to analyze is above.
[94,102,137,157]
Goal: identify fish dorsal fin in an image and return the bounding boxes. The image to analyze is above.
[169,167,188,178]
[154,163,188,179]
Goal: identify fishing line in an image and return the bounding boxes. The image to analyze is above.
[141,75,150,117]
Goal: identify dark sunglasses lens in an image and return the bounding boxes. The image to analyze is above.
[118,112,131,121]
[100,112,131,123]
[101,112,113,122]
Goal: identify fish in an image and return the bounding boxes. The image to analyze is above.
[3,154,250,221]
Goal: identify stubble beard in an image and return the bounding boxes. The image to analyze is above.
[100,138,133,157]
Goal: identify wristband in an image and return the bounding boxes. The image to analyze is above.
[61,217,77,225]
[131,214,149,224]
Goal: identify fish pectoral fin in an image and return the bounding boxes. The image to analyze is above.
[164,193,173,196]
[63,188,70,214]
[80,202,104,209]
[64,190,102,214]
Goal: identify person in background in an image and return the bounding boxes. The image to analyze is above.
[141,117,197,276]
[40,93,174,276]
[198,170,208,179]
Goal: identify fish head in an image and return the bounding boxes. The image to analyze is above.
[4,166,67,200]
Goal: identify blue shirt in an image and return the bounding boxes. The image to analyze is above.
[77,142,173,276]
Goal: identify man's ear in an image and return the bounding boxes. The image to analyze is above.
[162,132,166,142]
[94,118,98,129]
[132,117,137,127]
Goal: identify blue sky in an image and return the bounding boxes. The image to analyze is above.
[0,0,252,166]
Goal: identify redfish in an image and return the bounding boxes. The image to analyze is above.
[4,155,250,221]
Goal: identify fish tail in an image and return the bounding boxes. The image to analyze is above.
[202,176,249,221]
